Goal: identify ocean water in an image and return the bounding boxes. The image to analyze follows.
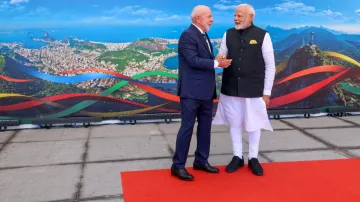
[0,25,229,45]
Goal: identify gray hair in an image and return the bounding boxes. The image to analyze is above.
[190,5,210,20]
[237,3,255,16]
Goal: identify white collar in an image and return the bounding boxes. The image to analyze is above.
[192,23,205,34]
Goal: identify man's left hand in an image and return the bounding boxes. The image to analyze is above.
[262,95,270,108]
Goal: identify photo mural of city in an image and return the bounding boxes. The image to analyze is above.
[0,0,359,123]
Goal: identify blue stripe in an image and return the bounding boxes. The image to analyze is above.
[16,64,177,88]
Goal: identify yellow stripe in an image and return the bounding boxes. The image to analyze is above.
[0,93,64,108]
[325,51,360,67]
[0,93,27,98]
[276,60,289,74]
[84,103,169,117]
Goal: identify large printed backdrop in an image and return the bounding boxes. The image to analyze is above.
[0,0,360,121]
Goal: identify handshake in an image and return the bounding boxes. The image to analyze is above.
[215,53,232,68]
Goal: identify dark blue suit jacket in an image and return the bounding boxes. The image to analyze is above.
[177,24,217,100]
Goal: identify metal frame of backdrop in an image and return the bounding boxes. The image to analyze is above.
[1,107,360,131]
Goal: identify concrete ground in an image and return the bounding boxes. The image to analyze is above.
[0,115,359,202]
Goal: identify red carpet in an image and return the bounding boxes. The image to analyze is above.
[121,158,360,202]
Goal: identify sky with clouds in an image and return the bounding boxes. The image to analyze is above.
[0,0,359,33]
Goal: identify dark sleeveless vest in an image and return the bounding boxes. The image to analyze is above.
[220,24,267,98]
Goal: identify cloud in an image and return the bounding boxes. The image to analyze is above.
[213,4,237,10]
[273,1,315,13]
[356,9,360,16]
[0,1,9,11]
[213,0,240,11]
[263,1,344,18]
[10,0,29,4]
[131,8,163,15]
[105,6,139,15]
[1,0,26,13]
[102,5,186,24]
[321,9,342,17]
[155,15,187,21]
[105,6,163,17]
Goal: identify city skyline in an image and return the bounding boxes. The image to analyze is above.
[0,0,359,33]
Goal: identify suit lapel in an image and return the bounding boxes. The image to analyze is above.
[190,24,213,58]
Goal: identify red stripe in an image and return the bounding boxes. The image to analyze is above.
[269,69,351,108]
[275,65,347,85]
[0,93,179,112]
[0,75,34,82]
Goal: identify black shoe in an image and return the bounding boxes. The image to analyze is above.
[248,158,263,176]
[171,167,194,181]
[193,162,219,173]
[226,156,245,173]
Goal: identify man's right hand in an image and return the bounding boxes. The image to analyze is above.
[217,58,232,68]
[216,53,232,68]
[216,53,226,61]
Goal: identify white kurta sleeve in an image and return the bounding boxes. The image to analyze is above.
[261,32,276,96]
[218,32,228,55]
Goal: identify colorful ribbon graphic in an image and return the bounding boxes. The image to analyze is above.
[1,50,359,119]
[270,69,352,108]
[274,65,348,85]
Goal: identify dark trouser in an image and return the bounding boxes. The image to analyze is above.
[172,97,213,169]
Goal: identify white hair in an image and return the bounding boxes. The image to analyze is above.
[190,5,210,20]
[237,3,255,16]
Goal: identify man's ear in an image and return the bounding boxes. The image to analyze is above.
[249,14,254,22]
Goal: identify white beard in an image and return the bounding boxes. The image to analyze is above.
[235,24,245,30]
[203,24,210,31]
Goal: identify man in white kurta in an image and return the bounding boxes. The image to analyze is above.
[212,4,276,176]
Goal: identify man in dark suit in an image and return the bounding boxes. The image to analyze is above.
[171,5,232,181]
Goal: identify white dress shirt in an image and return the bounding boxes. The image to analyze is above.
[192,23,219,68]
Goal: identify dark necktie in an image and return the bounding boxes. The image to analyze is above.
[203,33,212,54]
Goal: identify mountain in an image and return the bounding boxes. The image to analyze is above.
[339,34,360,42]
[339,34,360,49]
[265,26,301,43]
[273,27,360,63]
[345,40,360,48]
[265,26,346,43]
[128,38,167,51]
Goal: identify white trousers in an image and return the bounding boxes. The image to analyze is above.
[212,93,273,159]
[230,126,260,159]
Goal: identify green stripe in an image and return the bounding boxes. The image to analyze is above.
[43,71,178,118]
[339,82,360,95]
